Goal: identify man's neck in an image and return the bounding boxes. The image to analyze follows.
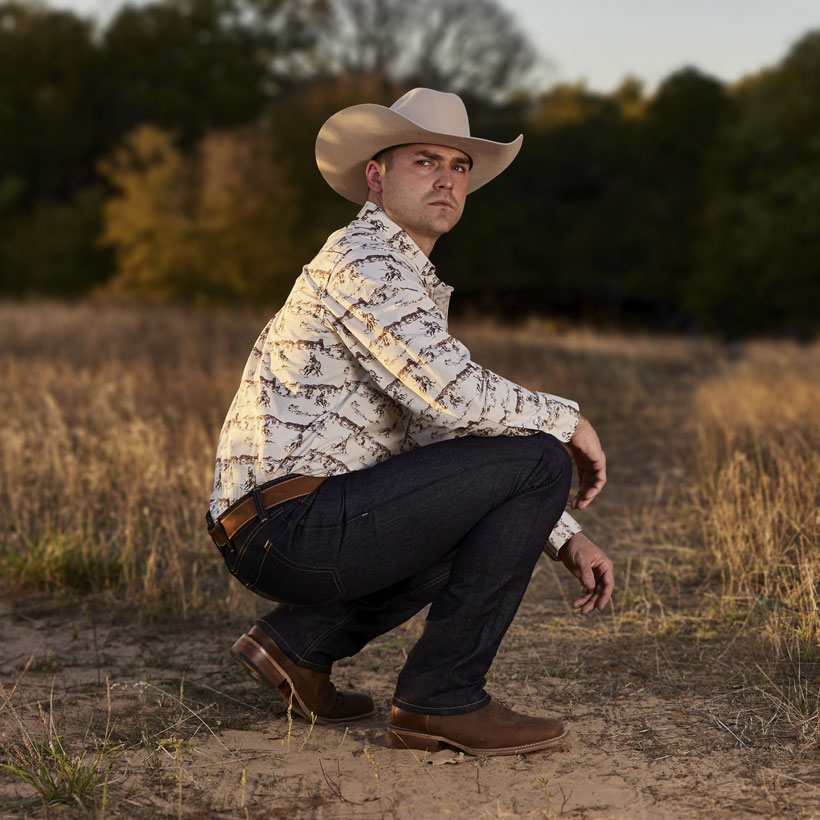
[366,198,437,257]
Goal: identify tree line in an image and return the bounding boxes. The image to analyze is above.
[1,0,818,336]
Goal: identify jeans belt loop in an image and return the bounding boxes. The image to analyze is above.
[251,486,268,521]
[206,509,233,556]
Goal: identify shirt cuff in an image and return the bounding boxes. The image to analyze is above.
[541,392,579,412]
[543,511,582,560]
[539,392,580,443]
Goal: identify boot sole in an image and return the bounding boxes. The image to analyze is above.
[231,633,375,725]
[386,724,569,756]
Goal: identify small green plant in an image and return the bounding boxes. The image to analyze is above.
[0,530,123,595]
[140,727,192,771]
[29,651,60,675]
[0,678,122,811]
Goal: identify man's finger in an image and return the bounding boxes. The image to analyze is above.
[576,591,598,614]
[572,590,593,609]
[595,564,615,611]
[582,565,615,612]
[571,479,605,509]
[571,464,607,509]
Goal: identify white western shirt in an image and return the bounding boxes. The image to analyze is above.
[210,203,583,554]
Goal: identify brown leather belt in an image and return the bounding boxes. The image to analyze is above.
[208,475,327,549]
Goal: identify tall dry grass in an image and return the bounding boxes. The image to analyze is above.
[0,300,268,613]
[692,341,820,648]
[6,297,816,654]
[3,301,666,615]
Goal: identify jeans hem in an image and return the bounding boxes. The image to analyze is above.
[391,691,491,716]
[255,620,333,674]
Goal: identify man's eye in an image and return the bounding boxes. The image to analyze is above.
[454,164,467,172]
[417,159,431,166]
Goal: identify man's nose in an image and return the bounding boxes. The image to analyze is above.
[435,168,454,189]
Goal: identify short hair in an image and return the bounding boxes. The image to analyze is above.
[370,145,402,169]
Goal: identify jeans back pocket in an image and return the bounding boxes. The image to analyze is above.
[226,514,344,605]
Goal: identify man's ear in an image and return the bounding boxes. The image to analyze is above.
[365,160,383,194]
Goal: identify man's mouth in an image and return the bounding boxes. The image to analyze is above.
[429,200,454,209]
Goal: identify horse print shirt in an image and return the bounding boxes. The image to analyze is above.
[210,203,582,553]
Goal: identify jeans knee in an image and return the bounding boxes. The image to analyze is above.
[533,432,573,491]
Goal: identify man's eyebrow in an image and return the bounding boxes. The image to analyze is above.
[415,149,472,166]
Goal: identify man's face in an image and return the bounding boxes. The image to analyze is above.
[366,143,471,254]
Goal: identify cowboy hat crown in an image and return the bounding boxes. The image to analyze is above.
[315,87,523,204]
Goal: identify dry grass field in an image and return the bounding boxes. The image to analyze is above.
[1,300,819,819]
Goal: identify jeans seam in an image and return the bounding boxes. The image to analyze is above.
[230,517,267,570]
[301,610,358,662]
[274,501,371,532]
[404,571,450,598]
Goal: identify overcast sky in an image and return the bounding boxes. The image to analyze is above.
[47,0,820,93]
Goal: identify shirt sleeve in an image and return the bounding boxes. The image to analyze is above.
[545,511,582,557]
[322,250,580,443]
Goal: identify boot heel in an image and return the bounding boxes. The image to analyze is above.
[387,726,442,752]
[231,634,286,688]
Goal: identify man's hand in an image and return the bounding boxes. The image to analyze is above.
[560,531,614,614]
[566,415,606,509]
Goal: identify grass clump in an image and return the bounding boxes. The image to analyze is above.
[1,677,122,812]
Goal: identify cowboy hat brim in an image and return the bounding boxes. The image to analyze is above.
[316,103,523,204]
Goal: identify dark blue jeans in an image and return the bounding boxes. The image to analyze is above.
[222,433,572,715]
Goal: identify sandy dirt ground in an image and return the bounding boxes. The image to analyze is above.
[2,329,819,819]
[3,587,819,819]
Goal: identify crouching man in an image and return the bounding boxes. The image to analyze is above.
[206,88,614,756]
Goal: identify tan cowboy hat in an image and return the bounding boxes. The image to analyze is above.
[315,87,523,204]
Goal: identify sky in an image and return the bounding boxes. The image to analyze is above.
[504,0,820,91]
[46,0,820,93]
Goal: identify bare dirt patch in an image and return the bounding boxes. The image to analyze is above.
[3,594,818,819]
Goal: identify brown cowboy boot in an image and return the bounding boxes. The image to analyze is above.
[231,625,375,724]
[387,699,567,756]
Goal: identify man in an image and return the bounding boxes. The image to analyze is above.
[207,88,614,756]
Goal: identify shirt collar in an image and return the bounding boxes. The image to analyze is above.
[356,202,436,279]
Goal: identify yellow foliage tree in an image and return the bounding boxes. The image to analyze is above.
[97,122,301,305]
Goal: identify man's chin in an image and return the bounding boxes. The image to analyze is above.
[441,214,462,234]
[431,209,462,232]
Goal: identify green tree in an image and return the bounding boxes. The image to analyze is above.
[0,185,112,295]
[436,83,646,318]
[98,0,313,148]
[692,31,820,335]
[0,1,104,204]
[0,2,113,293]
[0,0,317,297]
[638,67,727,307]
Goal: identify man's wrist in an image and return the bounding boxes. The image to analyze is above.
[544,542,562,561]
[543,528,583,562]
